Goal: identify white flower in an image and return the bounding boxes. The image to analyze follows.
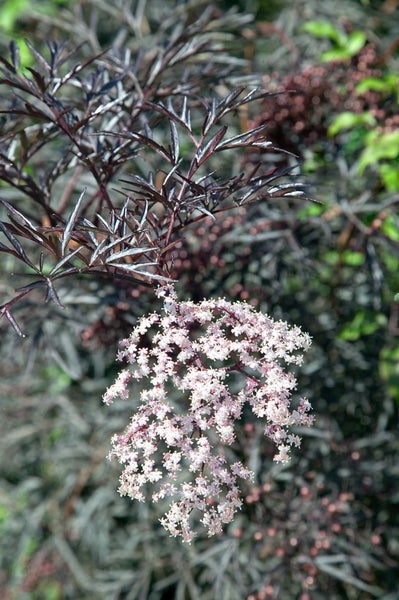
[104,285,313,540]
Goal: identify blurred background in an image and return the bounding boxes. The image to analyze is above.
[0,0,398,598]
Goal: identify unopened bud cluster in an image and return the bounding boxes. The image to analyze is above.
[104,286,313,541]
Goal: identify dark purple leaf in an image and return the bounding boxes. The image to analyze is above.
[48,245,85,276]
[169,120,179,164]
[9,41,20,72]
[61,188,86,256]
[24,40,51,73]
[45,278,64,308]
[26,67,48,93]
[195,125,227,167]
[2,308,26,337]
[0,220,39,271]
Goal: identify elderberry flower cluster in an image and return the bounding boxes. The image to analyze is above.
[104,286,313,542]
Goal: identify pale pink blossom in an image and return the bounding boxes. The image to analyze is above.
[104,285,313,541]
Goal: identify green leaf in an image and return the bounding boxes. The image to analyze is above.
[41,365,73,394]
[302,20,345,45]
[381,215,399,241]
[356,75,398,95]
[379,163,399,192]
[380,344,399,405]
[321,49,352,62]
[345,31,367,56]
[323,250,340,266]
[359,73,399,101]
[311,28,366,61]
[341,250,364,266]
[41,581,62,600]
[385,253,399,272]
[339,310,386,341]
[356,77,387,93]
[0,0,28,32]
[297,203,325,219]
[328,111,376,136]
[358,131,399,173]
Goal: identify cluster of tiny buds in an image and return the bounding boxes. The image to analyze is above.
[104,285,313,541]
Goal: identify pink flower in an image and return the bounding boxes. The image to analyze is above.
[104,285,313,541]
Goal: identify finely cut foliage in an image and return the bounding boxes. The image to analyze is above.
[104,285,313,541]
